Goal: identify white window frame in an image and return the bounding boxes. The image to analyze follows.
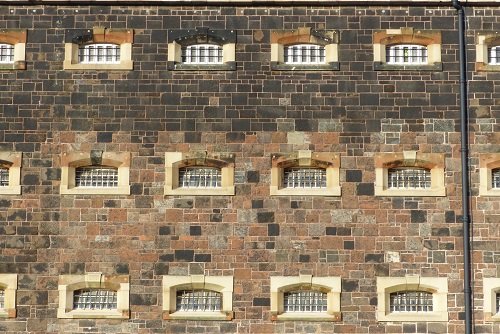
[0,274,17,318]
[271,151,340,196]
[0,152,21,195]
[377,276,448,322]
[386,44,428,65]
[78,43,121,64]
[484,278,500,321]
[58,272,129,319]
[162,275,233,321]
[270,275,341,322]
[479,153,500,196]
[181,44,223,65]
[284,44,326,65]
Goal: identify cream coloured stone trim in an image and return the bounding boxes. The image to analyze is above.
[374,152,446,197]
[162,275,233,320]
[0,274,17,318]
[164,152,235,196]
[57,272,129,319]
[377,276,448,322]
[270,275,341,322]
[60,151,130,195]
[270,151,340,196]
[479,154,500,196]
[483,277,500,321]
[0,152,22,195]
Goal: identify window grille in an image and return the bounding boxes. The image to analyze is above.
[390,291,433,312]
[78,44,120,64]
[179,167,222,188]
[283,290,327,312]
[488,46,500,65]
[0,44,14,63]
[283,167,327,189]
[284,44,325,64]
[0,167,8,186]
[181,44,223,64]
[388,167,431,189]
[176,289,221,312]
[0,290,4,309]
[75,166,119,187]
[73,289,117,310]
[492,168,500,188]
[496,292,500,313]
[386,45,428,65]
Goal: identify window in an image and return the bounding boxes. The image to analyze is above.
[479,154,500,196]
[484,278,500,321]
[64,27,133,70]
[58,272,129,319]
[270,275,341,321]
[488,46,500,65]
[0,152,21,195]
[0,30,26,70]
[0,274,17,318]
[168,27,236,71]
[162,275,233,320]
[271,151,340,196]
[377,276,448,322]
[375,152,445,197]
[164,152,235,196]
[373,27,442,70]
[271,27,339,70]
[476,33,500,71]
[60,151,130,195]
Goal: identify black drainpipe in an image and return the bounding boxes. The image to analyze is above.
[451,1,472,333]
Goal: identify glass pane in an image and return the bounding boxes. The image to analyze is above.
[176,289,221,312]
[284,44,326,64]
[388,167,431,189]
[283,290,327,312]
[0,167,9,186]
[73,289,117,310]
[181,44,223,64]
[386,45,427,65]
[75,166,119,187]
[179,167,222,188]
[390,291,433,312]
[0,44,14,63]
[283,167,326,188]
[78,44,120,64]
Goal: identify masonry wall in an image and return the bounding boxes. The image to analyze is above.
[0,3,498,334]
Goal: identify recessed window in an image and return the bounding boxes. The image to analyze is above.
[483,278,500,321]
[375,152,445,197]
[179,167,221,188]
[0,167,9,186]
[284,44,325,64]
[0,44,14,63]
[386,45,427,65]
[75,166,119,188]
[0,274,17,318]
[0,30,26,70]
[284,290,327,313]
[479,154,500,196]
[0,152,21,195]
[390,291,433,312]
[79,44,120,64]
[73,289,117,310]
[271,151,340,196]
[181,44,223,64]
[476,33,500,71]
[176,290,221,312]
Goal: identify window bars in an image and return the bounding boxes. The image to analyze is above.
[79,44,120,64]
[488,46,500,65]
[179,167,222,188]
[0,290,4,309]
[283,167,327,189]
[0,167,8,186]
[284,44,326,64]
[283,290,328,313]
[386,45,428,65]
[496,292,500,313]
[75,166,119,187]
[176,289,221,312]
[389,291,433,312]
[181,44,223,64]
[492,168,500,188]
[73,289,117,310]
[388,167,431,189]
[0,44,14,63]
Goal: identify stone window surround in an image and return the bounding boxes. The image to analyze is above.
[373,27,442,71]
[479,153,500,196]
[270,150,341,196]
[377,276,448,322]
[374,151,446,197]
[0,152,22,195]
[57,272,130,319]
[64,27,133,70]
[270,275,341,322]
[270,27,339,71]
[0,29,26,70]
[0,274,17,318]
[476,32,500,71]
[60,150,130,195]
[164,151,235,196]
[162,275,234,321]
[167,27,236,71]
[483,277,500,321]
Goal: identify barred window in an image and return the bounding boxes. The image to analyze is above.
[0,44,14,63]
[0,167,8,186]
[390,291,433,312]
[388,167,431,189]
[284,44,326,64]
[73,289,117,310]
[179,167,222,188]
[492,168,500,188]
[181,44,223,64]
[284,290,328,313]
[386,45,428,65]
[488,46,500,65]
[497,292,500,313]
[284,167,326,189]
[176,290,221,312]
[79,44,120,64]
[0,290,4,309]
[75,166,118,188]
